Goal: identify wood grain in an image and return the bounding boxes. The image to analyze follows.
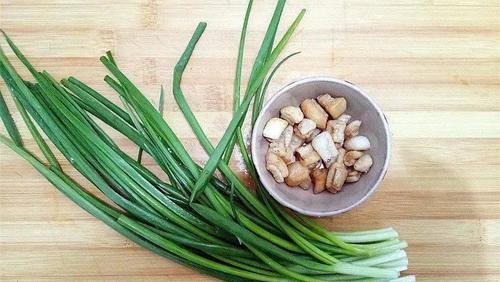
[1,0,499,281]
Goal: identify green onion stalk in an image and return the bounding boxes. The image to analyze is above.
[0,1,411,281]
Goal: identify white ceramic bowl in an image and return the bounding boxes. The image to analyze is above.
[251,77,391,217]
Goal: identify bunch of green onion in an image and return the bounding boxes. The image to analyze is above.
[0,1,412,281]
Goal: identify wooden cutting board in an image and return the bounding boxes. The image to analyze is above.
[1,0,499,280]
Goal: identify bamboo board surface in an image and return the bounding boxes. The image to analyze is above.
[1,0,499,281]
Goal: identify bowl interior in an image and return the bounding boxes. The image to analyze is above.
[251,77,390,217]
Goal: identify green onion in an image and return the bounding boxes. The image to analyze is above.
[189,8,306,202]
[0,89,23,146]
[0,1,410,280]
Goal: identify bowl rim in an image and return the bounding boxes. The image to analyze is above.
[251,76,392,217]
